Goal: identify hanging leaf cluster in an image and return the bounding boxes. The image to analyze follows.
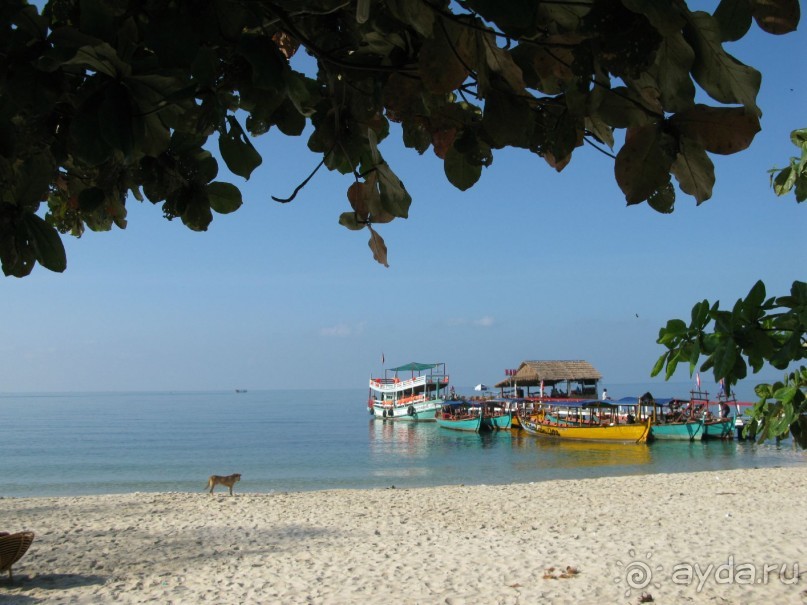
[0,0,799,275]
[652,280,807,445]
[769,128,807,202]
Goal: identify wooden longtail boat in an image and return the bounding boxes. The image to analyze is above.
[518,401,652,444]
[435,400,512,432]
[436,401,484,432]
[623,395,704,441]
[690,390,736,440]
[480,399,513,430]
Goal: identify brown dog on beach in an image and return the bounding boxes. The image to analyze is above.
[206,473,241,495]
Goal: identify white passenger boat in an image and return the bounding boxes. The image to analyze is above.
[368,362,449,421]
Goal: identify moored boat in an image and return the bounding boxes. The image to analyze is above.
[368,362,449,421]
[518,401,652,444]
[626,394,704,441]
[701,416,734,439]
[480,398,513,430]
[690,389,735,440]
[436,401,484,432]
[435,400,512,432]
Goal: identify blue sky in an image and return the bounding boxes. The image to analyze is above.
[1,16,805,394]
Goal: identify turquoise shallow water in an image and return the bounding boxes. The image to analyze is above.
[0,389,804,497]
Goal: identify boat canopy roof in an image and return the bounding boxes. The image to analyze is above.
[615,396,676,405]
[390,362,442,372]
[547,399,631,409]
[443,400,482,408]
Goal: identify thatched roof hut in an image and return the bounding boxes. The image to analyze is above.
[494,360,602,396]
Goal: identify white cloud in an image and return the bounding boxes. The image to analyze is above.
[473,316,495,327]
[445,316,495,328]
[320,321,366,337]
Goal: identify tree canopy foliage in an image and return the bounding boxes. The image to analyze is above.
[0,0,799,276]
[653,279,807,446]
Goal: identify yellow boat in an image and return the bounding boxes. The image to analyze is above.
[518,401,652,444]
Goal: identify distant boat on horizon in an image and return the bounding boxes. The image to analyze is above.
[235,389,247,393]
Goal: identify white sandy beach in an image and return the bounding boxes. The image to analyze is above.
[1,466,806,604]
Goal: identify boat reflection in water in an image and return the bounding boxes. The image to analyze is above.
[509,432,652,469]
[368,417,433,458]
[365,413,799,489]
[366,418,435,482]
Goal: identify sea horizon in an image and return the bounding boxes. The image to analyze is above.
[0,377,778,400]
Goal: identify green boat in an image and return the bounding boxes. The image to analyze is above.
[628,395,704,441]
[480,399,513,430]
[436,401,484,432]
[691,390,735,440]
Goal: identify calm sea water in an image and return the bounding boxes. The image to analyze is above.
[0,388,804,498]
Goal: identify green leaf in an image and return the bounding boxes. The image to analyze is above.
[219,116,262,179]
[665,354,680,380]
[650,351,668,377]
[272,99,307,137]
[584,115,615,149]
[622,0,687,34]
[13,152,52,208]
[615,124,674,204]
[711,339,738,380]
[665,318,688,337]
[463,0,546,37]
[713,0,753,41]
[670,105,760,155]
[692,299,711,328]
[684,11,761,116]
[791,128,807,150]
[745,279,767,310]
[386,0,435,36]
[283,71,316,118]
[510,41,574,95]
[239,34,286,90]
[78,187,106,212]
[650,32,697,113]
[178,188,213,232]
[338,212,366,231]
[99,82,135,158]
[22,213,66,273]
[671,137,714,204]
[751,0,800,34]
[647,181,676,213]
[417,19,473,94]
[61,42,130,78]
[592,87,653,129]
[481,87,533,148]
[375,164,411,218]
[479,35,525,94]
[444,147,483,191]
[207,182,242,214]
[70,90,113,165]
